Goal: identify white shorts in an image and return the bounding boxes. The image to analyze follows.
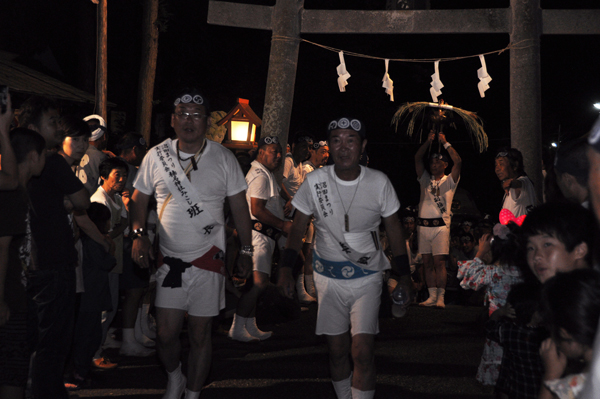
[314,271,382,336]
[155,264,225,317]
[417,225,450,256]
[252,231,286,275]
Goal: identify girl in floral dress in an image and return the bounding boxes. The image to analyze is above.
[458,222,523,385]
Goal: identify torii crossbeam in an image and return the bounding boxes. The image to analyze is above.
[208,0,600,199]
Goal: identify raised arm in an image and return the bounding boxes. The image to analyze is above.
[415,131,435,179]
[438,133,462,183]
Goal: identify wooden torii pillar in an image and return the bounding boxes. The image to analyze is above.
[208,1,600,199]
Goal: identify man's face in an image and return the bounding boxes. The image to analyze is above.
[461,238,474,253]
[403,219,415,233]
[329,129,366,172]
[526,233,586,283]
[33,109,61,149]
[62,135,89,163]
[102,167,128,194]
[495,157,517,181]
[316,146,329,166]
[171,103,208,145]
[258,143,282,171]
[429,157,447,176]
[293,141,310,162]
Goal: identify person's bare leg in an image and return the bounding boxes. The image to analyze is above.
[186,315,213,392]
[327,332,352,382]
[419,254,438,306]
[229,271,270,341]
[351,333,376,392]
[433,254,447,308]
[155,307,186,372]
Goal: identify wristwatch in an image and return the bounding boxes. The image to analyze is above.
[131,227,149,240]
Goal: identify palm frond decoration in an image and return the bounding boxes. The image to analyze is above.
[391,101,488,153]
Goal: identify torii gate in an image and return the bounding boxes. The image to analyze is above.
[208,0,600,200]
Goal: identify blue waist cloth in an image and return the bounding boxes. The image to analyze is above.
[313,253,378,280]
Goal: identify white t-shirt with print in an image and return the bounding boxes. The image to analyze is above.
[246,160,284,222]
[418,170,459,226]
[133,139,247,262]
[292,165,400,270]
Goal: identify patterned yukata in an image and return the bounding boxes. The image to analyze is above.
[458,257,523,385]
[545,373,586,399]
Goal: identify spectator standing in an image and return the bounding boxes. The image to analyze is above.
[495,148,537,217]
[0,127,46,399]
[21,96,90,398]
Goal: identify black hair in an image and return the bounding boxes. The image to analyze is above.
[98,157,129,180]
[554,137,589,186]
[520,202,595,263]
[9,128,46,163]
[496,147,525,177]
[540,268,600,348]
[490,222,522,266]
[86,202,112,234]
[59,116,91,140]
[506,282,541,326]
[18,96,58,129]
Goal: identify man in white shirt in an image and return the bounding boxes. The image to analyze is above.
[415,132,462,309]
[130,87,253,399]
[278,117,411,399]
[228,135,292,342]
[495,147,537,216]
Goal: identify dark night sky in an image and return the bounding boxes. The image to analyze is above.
[1,0,599,215]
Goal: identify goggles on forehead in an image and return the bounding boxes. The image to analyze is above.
[260,136,279,145]
[312,141,328,150]
[174,94,204,106]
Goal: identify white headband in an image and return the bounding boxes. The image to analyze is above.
[83,114,107,141]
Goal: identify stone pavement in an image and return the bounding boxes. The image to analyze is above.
[71,296,495,399]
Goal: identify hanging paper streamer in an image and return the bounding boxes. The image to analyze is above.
[382,59,394,102]
[477,54,492,98]
[429,61,443,103]
[336,51,351,92]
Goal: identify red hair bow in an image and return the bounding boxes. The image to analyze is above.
[499,209,526,226]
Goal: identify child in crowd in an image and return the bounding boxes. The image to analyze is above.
[538,269,600,399]
[520,202,594,284]
[486,283,547,399]
[66,202,116,389]
[458,219,523,385]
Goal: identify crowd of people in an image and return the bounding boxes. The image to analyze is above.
[1,85,600,399]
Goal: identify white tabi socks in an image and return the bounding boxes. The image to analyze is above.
[332,373,352,399]
[351,387,375,399]
[228,314,259,342]
[419,287,438,307]
[436,287,446,309]
[184,388,200,399]
[163,363,186,399]
[244,317,272,341]
[304,273,317,298]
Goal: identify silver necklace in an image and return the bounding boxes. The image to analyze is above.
[332,171,361,232]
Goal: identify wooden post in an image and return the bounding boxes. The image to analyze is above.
[136,0,160,145]
[510,0,543,202]
[96,0,108,120]
[261,0,304,156]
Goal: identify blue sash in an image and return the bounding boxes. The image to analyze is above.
[313,253,378,280]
